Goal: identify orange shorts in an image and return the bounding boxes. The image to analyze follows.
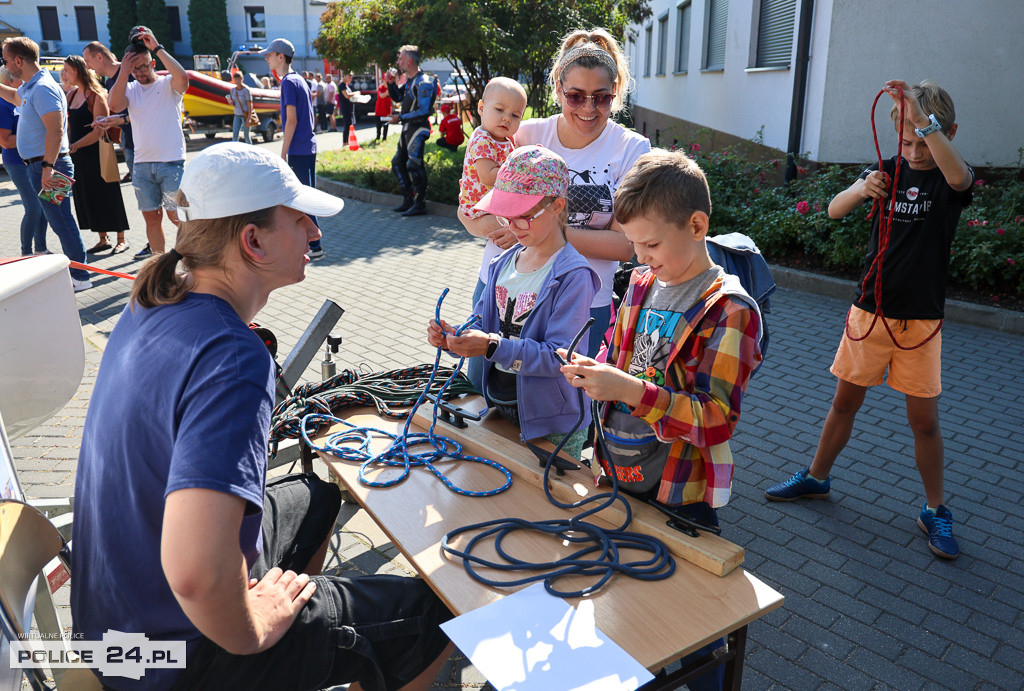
[830,306,943,398]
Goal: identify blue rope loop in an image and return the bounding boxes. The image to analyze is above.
[299,289,512,498]
[441,318,677,599]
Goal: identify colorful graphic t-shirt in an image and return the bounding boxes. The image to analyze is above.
[491,248,560,374]
[602,266,723,494]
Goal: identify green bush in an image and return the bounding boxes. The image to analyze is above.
[322,133,1024,299]
[319,137,464,205]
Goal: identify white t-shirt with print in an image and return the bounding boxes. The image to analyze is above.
[515,115,651,307]
[126,74,185,163]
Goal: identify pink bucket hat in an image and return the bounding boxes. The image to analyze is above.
[473,145,569,218]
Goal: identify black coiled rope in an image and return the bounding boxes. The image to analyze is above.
[441,319,677,598]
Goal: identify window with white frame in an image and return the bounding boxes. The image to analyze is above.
[703,0,728,70]
[675,2,691,73]
[656,13,669,75]
[755,0,796,67]
[644,24,653,77]
[244,6,266,42]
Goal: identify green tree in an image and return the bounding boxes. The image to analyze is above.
[314,0,649,120]
[137,0,172,58]
[188,0,231,63]
[107,0,138,54]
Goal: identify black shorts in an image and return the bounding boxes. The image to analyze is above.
[171,473,453,691]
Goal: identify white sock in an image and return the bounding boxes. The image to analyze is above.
[925,505,938,514]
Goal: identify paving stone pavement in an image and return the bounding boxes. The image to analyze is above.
[2,126,1022,690]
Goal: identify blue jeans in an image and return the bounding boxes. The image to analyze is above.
[132,160,184,212]
[7,158,48,255]
[124,147,134,176]
[27,156,88,281]
[232,115,252,144]
[287,153,321,248]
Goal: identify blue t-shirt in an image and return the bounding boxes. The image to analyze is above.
[15,69,68,159]
[0,98,24,166]
[280,71,316,156]
[71,293,275,691]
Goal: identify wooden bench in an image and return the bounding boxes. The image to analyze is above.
[316,400,784,689]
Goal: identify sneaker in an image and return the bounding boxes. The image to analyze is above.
[307,246,324,259]
[133,243,153,260]
[71,278,92,293]
[918,504,959,559]
[764,467,831,501]
[401,204,427,217]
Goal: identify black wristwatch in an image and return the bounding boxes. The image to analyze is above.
[40,161,53,169]
[485,334,500,359]
[154,44,165,54]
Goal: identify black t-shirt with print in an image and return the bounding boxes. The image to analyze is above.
[854,156,973,320]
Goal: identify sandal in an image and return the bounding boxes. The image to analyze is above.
[112,242,130,254]
[88,241,112,253]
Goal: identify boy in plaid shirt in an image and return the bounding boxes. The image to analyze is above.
[559,149,763,529]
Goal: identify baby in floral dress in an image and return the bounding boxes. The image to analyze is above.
[458,77,528,301]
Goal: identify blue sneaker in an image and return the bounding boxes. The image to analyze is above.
[765,467,830,501]
[918,504,959,559]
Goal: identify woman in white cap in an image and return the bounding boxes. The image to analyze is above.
[72,143,454,691]
[515,28,651,358]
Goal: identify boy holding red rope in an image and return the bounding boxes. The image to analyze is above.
[765,79,973,560]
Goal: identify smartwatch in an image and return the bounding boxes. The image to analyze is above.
[485,334,500,359]
[154,44,166,54]
[914,114,942,138]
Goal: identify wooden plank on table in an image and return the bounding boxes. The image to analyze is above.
[318,409,783,672]
[411,401,745,577]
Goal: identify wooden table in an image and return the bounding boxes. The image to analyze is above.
[316,405,783,689]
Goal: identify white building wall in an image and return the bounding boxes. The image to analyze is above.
[629,0,1023,166]
[631,0,802,152]
[814,0,1023,167]
[0,0,112,57]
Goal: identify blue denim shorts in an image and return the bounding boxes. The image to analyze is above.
[170,473,452,691]
[132,160,184,211]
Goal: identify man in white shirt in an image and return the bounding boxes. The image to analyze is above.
[323,73,338,131]
[107,27,188,258]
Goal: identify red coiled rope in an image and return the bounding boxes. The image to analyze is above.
[843,85,942,350]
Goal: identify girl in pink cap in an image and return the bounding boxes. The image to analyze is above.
[428,145,600,457]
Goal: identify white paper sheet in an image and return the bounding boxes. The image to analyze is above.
[441,583,655,691]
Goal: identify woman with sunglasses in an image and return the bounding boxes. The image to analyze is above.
[515,28,651,358]
[428,146,599,459]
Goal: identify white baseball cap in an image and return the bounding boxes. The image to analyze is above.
[177,143,344,221]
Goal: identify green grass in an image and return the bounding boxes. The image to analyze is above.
[318,134,467,206]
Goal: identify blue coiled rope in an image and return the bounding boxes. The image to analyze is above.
[300,289,514,497]
[441,319,676,598]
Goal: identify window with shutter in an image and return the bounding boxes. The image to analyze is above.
[644,24,653,77]
[703,0,728,70]
[657,14,669,75]
[756,0,797,68]
[675,2,691,73]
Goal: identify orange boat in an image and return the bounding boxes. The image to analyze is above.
[181,69,281,142]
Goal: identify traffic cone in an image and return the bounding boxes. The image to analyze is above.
[348,125,361,152]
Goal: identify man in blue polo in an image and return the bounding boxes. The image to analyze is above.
[261,38,324,259]
[0,36,90,291]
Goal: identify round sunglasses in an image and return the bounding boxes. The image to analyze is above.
[497,200,554,231]
[563,91,614,109]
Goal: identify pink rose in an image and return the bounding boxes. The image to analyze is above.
[1009,258,1017,266]
[997,228,1005,235]
[967,220,978,227]
[690,143,701,151]
[982,220,988,226]
[796,201,810,215]
[975,179,985,186]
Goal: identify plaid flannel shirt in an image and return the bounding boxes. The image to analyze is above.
[601,269,762,507]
